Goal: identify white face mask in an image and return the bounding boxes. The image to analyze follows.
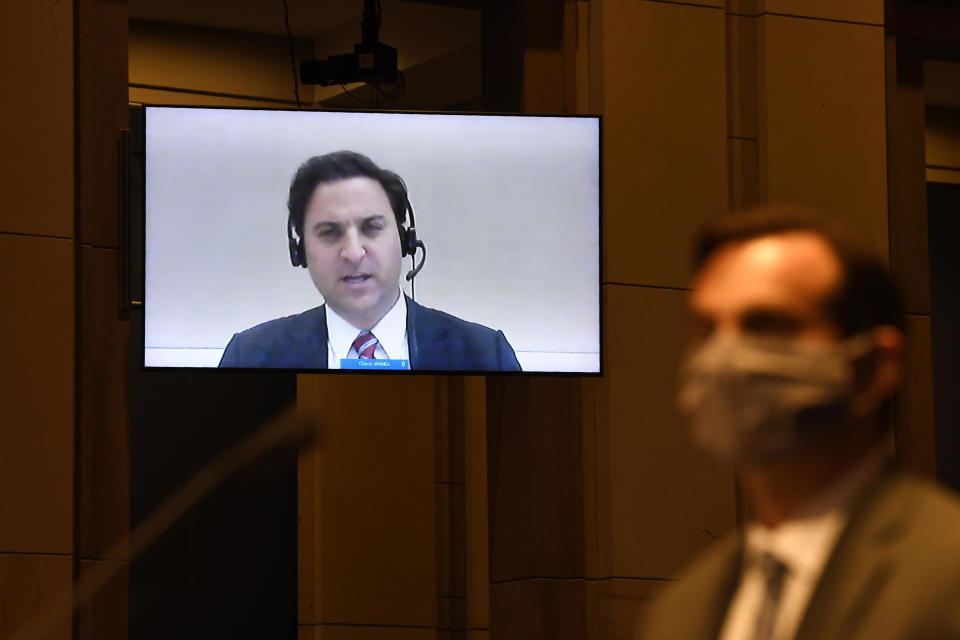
[677,334,872,464]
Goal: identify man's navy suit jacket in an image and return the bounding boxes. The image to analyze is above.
[218,297,522,372]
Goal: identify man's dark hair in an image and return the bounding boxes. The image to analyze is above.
[694,204,905,336]
[287,150,410,237]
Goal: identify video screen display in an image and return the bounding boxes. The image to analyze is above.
[143,106,601,374]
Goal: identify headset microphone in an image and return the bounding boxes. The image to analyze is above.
[405,239,426,281]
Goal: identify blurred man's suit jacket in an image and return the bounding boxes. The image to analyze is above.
[637,472,960,640]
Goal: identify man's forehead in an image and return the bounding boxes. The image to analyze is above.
[691,231,843,312]
[304,176,394,222]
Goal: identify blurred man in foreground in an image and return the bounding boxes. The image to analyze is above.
[638,206,960,639]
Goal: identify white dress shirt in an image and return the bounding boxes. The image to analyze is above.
[325,290,410,369]
[718,445,889,640]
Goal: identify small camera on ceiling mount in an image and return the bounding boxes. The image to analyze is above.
[298,0,398,87]
[300,41,398,87]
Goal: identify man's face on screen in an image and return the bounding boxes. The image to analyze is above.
[302,176,403,329]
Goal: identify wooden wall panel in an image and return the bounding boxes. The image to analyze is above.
[0,235,75,554]
[0,554,73,640]
[601,1,727,288]
[482,5,594,637]
[926,107,960,171]
[0,0,74,238]
[670,0,724,7]
[463,377,490,633]
[128,86,293,108]
[597,285,736,579]
[436,378,466,486]
[922,168,959,185]
[886,36,929,315]
[77,0,128,247]
[758,15,888,256]
[727,0,759,15]
[435,376,466,636]
[727,14,759,141]
[76,559,128,640]
[129,21,312,105]
[77,248,130,561]
[490,579,587,639]
[487,377,587,583]
[895,314,937,477]
[759,0,883,25]
[437,483,467,624]
[297,626,435,640]
[728,138,760,210]
[298,375,437,628]
[586,578,664,640]
[74,5,132,640]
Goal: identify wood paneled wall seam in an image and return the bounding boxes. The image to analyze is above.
[297,375,438,633]
[75,0,132,638]
[883,34,937,478]
[593,0,734,636]
[757,12,889,256]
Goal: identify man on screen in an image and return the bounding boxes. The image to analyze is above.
[219,150,521,371]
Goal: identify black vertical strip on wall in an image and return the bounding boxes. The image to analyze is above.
[928,181,960,492]
[128,309,297,637]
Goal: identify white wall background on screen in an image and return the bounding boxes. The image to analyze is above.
[144,109,600,371]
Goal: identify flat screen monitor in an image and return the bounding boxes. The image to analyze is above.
[141,106,601,374]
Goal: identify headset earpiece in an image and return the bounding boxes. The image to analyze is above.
[399,225,419,258]
[398,192,423,259]
[400,197,426,282]
[288,223,306,267]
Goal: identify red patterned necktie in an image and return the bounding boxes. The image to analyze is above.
[352,331,378,359]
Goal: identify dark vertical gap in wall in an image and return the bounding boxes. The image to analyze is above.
[129,309,297,638]
[928,181,960,492]
[71,0,84,637]
[481,3,523,112]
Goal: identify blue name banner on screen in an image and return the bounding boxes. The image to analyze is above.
[340,358,411,370]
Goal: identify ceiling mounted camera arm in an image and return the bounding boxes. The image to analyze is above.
[361,0,381,46]
[299,0,398,88]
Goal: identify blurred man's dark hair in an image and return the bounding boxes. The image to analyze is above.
[694,204,905,338]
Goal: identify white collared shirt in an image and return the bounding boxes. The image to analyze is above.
[325,290,410,369]
[718,445,889,640]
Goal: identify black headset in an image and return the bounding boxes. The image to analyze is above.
[287,177,426,281]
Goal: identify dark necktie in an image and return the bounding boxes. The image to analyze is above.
[352,331,378,359]
[752,552,788,640]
